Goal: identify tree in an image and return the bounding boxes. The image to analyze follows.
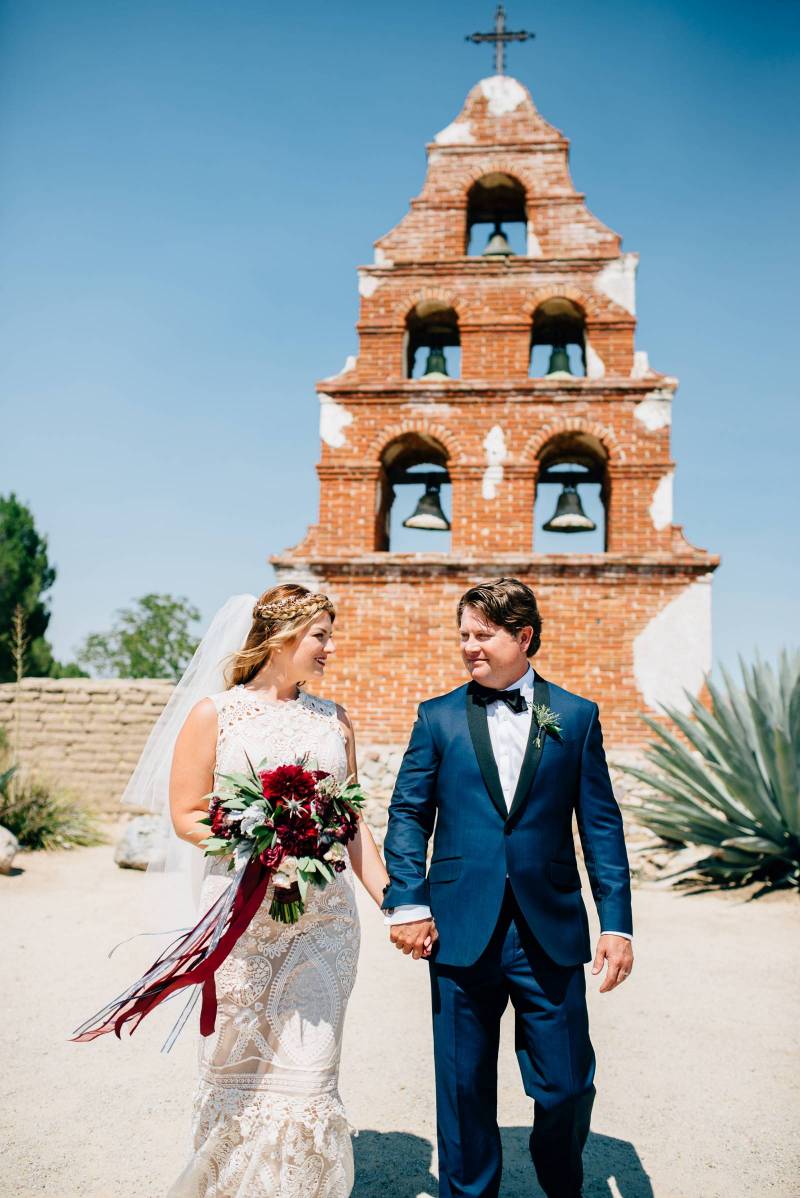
[0,494,58,681]
[76,593,201,680]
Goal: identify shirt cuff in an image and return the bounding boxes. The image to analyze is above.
[384,903,433,926]
[601,930,633,941]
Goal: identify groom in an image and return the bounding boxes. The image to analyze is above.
[382,577,633,1198]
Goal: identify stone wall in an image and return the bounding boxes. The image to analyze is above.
[0,678,174,812]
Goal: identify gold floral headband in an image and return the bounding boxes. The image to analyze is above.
[253,592,334,623]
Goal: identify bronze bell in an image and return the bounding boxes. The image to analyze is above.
[402,482,451,531]
[542,482,596,533]
[482,222,512,257]
[546,345,572,375]
[421,346,449,378]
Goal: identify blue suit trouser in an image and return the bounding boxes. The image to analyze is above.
[430,885,596,1198]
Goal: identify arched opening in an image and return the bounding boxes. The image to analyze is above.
[533,432,608,553]
[405,301,460,380]
[376,432,452,552]
[466,172,528,257]
[530,298,586,378]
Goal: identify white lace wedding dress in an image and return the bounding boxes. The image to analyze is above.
[168,686,361,1198]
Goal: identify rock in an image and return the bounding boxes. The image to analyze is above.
[114,814,168,870]
[0,825,20,874]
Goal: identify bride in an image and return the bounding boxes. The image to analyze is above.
[161,583,391,1197]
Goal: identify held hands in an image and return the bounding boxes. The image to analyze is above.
[389,918,438,961]
[592,934,634,993]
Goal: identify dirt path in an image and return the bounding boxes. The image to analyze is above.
[2,842,798,1197]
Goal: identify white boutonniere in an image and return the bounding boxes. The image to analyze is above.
[532,704,562,749]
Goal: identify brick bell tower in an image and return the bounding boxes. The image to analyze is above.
[272,70,719,748]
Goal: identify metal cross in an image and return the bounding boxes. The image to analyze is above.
[465,5,535,76]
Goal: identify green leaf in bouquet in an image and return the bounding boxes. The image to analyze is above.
[242,750,267,788]
[219,769,263,794]
[296,871,310,902]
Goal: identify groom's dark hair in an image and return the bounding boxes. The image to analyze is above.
[457,577,542,657]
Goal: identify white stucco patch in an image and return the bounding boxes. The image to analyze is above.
[358,272,382,298]
[585,342,606,379]
[594,253,638,315]
[324,354,356,381]
[650,472,674,530]
[630,350,650,379]
[526,221,543,257]
[633,578,713,713]
[482,425,508,499]
[434,119,475,145]
[479,75,527,116]
[635,393,673,431]
[564,222,605,246]
[318,394,352,448]
[373,247,393,267]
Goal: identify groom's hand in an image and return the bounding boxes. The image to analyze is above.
[592,934,634,993]
[389,918,438,961]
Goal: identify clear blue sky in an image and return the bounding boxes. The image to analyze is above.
[1,0,798,674]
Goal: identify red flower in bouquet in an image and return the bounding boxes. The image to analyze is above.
[335,812,359,843]
[259,764,317,805]
[259,844,285,870]
[277,813,319,858]
[208,796,233,839]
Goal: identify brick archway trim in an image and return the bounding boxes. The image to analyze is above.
[367,421,467,464]
[399,287,463,322]
[522,417,623,466]
[525,282,627,323]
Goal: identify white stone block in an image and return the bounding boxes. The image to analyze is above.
[114,815,168,871]
[0,825,20,874]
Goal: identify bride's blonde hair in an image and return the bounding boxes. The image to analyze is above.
[224,584,336,688]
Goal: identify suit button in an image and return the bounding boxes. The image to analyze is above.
[504,825,512,835]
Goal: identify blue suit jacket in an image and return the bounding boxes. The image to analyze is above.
[382,673,632,967]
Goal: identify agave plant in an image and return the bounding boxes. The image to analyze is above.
[621,650,800,891]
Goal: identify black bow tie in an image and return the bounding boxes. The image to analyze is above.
[473,685,529,714]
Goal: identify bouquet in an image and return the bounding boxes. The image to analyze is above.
[71,758,365,1045]
[202,755,364,923]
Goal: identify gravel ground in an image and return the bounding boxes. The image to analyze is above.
[1,840,798,1198]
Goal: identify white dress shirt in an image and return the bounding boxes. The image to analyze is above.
[386,664,631,940]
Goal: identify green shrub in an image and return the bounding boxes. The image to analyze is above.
[0,768,105,851]
[621,651,800,892]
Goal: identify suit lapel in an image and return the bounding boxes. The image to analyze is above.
[465,683,507,821]
[507,675,551,823]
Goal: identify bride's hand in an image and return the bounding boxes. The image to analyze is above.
[422,924,437,959]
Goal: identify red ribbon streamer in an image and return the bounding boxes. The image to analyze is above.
[71,858,272,1043]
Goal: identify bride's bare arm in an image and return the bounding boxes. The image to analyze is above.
[169,698,218,848]
[337,704,390,907]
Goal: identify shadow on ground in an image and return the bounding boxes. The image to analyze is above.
[353,1131,438,1197]
[353,1126,653,1197]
